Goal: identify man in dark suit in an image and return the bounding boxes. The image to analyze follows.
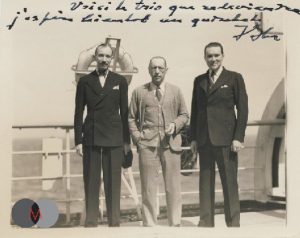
[190,42,248,227]
[74,43,131,227]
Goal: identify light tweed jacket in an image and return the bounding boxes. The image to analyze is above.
[128,82,189,150]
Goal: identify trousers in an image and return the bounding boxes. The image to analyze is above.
[83,146,122,226]
[138,145,182,226]
[198,139,240,227]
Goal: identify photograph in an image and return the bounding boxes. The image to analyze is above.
[1,0,300,237]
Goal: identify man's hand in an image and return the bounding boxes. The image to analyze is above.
[124,143,131,155]
[190,140,198,155]
[165,123,176,135]
[75,144,83,157]
[231,140,244,153]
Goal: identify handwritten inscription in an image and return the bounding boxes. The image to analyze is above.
[135,0,162,11]
[81,13,151,23]
[202,2,300,14]
[233,24,281,41]
[6,8,73,30]
[191,13,260,27]
[70,1,112,11]
[5,0,295,41]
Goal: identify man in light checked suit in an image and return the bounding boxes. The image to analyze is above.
[129,56,189,226]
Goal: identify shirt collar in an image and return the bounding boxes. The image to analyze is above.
[150,81,165,93]
[209,66,223,79]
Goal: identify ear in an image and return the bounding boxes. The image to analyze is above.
[148,65,151,74]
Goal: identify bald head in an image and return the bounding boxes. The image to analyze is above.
[148,56,167,69]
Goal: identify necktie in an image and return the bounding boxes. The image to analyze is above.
[209,71,216,88]
[156,87,162,102]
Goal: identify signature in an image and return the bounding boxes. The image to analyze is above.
[233,24,281,41]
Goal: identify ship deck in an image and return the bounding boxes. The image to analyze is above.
[120,209,285,227]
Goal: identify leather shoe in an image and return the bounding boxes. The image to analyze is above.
[197,220,214,227]
[109,223,120,227]
[84,221,97,227]
[226,221,240,227]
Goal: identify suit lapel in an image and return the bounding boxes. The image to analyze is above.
[161,82,168,104]
[102,71,115,93]
[87,70,102,95]
[199,72,209,94]
[208,68,230,96]
[96,71,117,104]
[87,71,117,107]
[146,82,155,101]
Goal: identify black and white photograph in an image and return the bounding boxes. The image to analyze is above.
[1,0,300,237]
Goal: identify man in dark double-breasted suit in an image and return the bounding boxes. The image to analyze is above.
[190,42,248,227]
[74,43,130,227]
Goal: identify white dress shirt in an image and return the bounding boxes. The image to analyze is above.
[96,69,109,87]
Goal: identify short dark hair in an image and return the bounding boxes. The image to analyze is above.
[204,42,224,56]
[148,56,167,69]
[94,43,114,56]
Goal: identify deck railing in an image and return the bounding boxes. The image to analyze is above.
[11,119,285,224]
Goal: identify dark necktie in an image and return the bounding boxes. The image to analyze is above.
[156,86,162,102]
[209,71,216,88]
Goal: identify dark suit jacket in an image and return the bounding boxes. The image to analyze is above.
[74,70,130,146]
[190,68,248,146]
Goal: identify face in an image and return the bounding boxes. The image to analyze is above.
[148,58,168,86]
[95,46,113,71]
[204,46,224,72]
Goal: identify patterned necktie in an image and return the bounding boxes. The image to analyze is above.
[156,86,162,102]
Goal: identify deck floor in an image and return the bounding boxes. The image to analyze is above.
[93,209,286,227]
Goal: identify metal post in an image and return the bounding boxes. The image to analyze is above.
[122,169,142,219]
[65,128,71,224]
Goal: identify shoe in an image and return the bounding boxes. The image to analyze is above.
[109,223,120,227]
[226,222,240,227]
[197,220,214,227]
[84,221,97,227]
